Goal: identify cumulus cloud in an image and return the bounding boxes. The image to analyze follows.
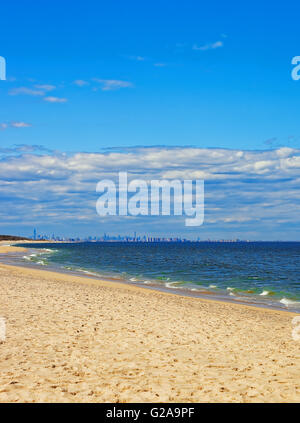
[1,146,300,238]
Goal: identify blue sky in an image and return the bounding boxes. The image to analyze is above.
[1,0,300,238]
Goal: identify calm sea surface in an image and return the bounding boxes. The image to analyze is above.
[18,241,300,312]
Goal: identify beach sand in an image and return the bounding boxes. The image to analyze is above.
[0,246,28,254]
[0,247,299,402]
[0,240,52,254]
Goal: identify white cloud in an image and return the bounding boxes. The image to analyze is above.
[73,80,89,86]
[193,41,223,51]
[92,79,133,91]
[124,55,146,62]
[43,96,67,103]
[0,121,32,129]
[1,146,300,237]
[9,87,45,96]
[10,121,32,128]
[131,56,145,61]
[34,84,56,91]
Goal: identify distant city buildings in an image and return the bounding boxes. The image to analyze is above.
[30,229,250,243]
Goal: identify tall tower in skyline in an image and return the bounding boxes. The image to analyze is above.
[33,228,37,240]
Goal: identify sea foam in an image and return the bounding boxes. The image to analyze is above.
[260,290,270,296]
[279,298,300,307]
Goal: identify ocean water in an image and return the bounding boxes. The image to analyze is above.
[19,241,300,312]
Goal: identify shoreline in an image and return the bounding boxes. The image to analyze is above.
[0,261,298,317]
[1,242,299,315]
[0,258,299,402]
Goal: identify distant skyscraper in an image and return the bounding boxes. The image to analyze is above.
[33,228,37,240]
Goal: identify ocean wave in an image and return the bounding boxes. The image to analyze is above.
[260,290,270,296]
[77,269,101,277]
[279,298,300,307]
[40,249,58,254]
[165,281,183,289]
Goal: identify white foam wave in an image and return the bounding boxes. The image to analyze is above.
[40,249,57,254]
[79,269,100,276]
[279,298,300,307]
[260,290,270,296]
[165,282,183,289]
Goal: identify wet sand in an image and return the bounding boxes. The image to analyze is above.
[0,246,299,403]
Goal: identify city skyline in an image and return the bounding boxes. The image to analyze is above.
[30,228,288,243]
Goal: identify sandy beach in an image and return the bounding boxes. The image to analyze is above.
[0,246,299,403]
